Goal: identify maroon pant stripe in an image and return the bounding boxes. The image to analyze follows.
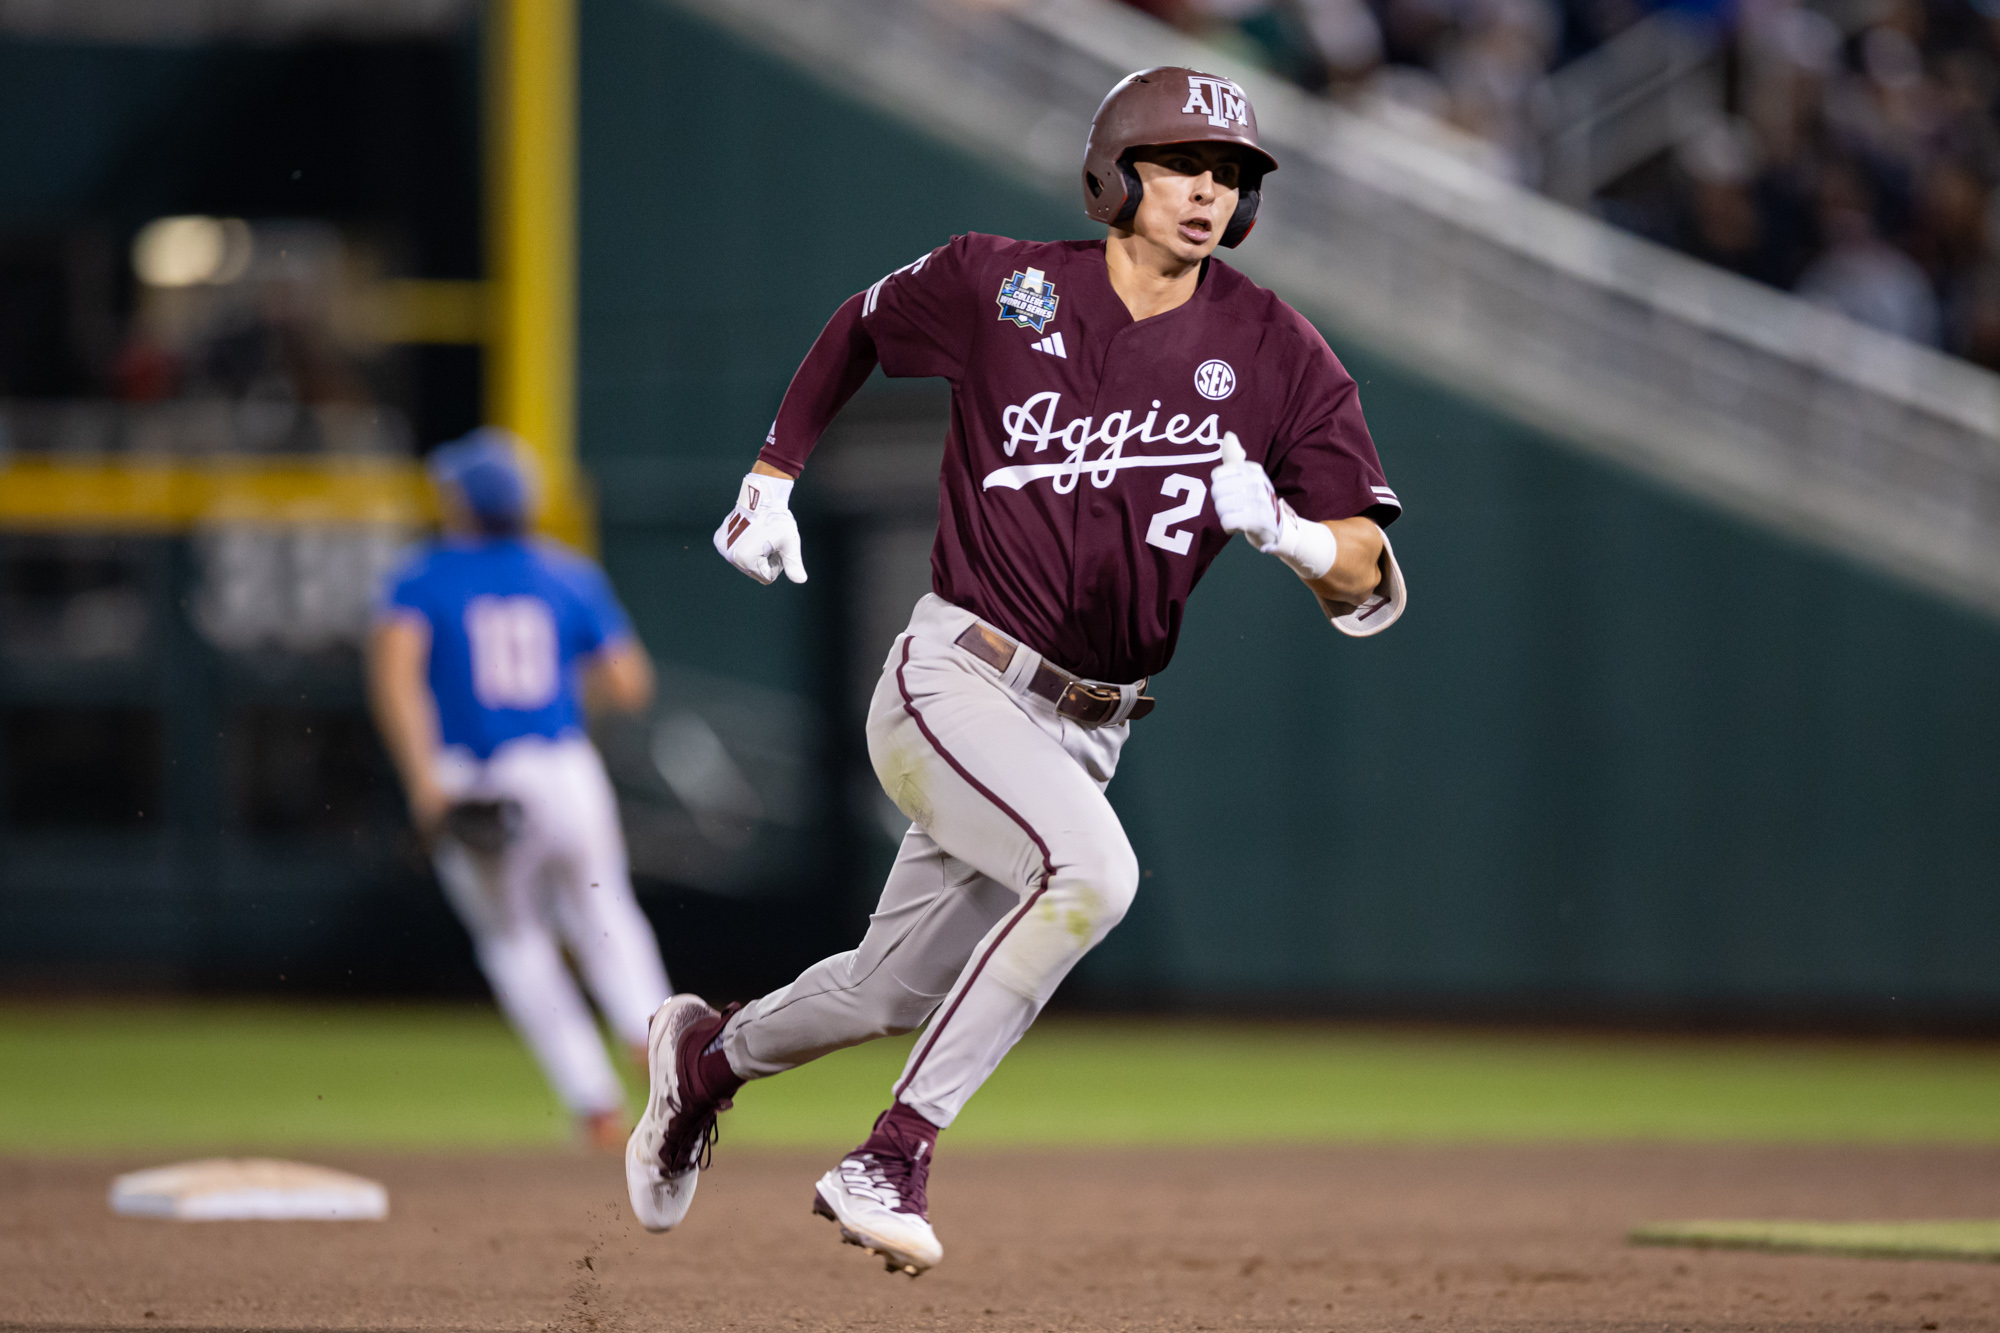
[890,635,1054,1104]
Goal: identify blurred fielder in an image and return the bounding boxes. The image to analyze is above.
[627,67,1406,1270]
[368,430,671,1149]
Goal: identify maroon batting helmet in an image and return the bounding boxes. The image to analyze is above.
[1082,67,1278,248]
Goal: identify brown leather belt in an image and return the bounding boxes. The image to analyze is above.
[953,622,1155,728]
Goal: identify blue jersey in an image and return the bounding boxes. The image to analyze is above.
[379,538,634,759]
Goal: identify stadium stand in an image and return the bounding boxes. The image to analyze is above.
[1119,0,2000,367]
[685,0,2000,619]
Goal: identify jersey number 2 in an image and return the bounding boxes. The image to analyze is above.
[466,595,560,710]
[1144,474,1207,556]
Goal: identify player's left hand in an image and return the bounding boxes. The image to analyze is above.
[1210,432,1282,548]
[713,473,808,585]
[1211,433,1337,581]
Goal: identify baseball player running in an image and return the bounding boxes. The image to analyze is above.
[627,67,1406,1270]
[369,430,672,1149]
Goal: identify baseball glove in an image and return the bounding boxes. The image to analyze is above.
[441,798,524,856]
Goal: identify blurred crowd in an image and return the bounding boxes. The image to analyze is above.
[1121,0,2000,368]
[114,219,385,415]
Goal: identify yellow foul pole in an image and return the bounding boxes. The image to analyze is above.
[487,0,591,550]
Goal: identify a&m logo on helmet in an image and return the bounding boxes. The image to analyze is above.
[1183,75,1249,129]
[997,267,1060,334]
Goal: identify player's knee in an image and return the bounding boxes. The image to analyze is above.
[1050,840,1139,938]
[1096,842,1141,929]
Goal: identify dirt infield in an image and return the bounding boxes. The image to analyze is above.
[3,1145,1997,1332]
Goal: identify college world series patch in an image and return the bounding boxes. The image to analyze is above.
[997,268,1059,333]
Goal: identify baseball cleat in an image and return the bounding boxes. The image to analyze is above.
[625,994,733,1232]
[811,1142,942,1277]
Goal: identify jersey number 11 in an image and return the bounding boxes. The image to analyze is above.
[466,595,560,710]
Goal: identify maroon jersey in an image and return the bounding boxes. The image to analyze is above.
[759,234,1400,683]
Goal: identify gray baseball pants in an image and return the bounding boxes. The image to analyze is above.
[719,593,1143,1127]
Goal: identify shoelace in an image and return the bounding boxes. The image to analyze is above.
[657,1002,742,1176]
[841,1147,930,1218]
[661,1094,731,1174]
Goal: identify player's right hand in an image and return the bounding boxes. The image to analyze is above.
[713,472,808,585]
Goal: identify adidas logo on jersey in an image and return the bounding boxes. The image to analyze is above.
[1030,331,1067,359]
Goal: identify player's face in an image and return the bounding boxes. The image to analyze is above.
[1125,143,1244,264]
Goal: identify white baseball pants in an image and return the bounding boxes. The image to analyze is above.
[722,594,1140,1127]
[433,734,671,1117]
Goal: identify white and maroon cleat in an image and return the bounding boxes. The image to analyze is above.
[625,994,735,1233]
[811,1105,943,1276]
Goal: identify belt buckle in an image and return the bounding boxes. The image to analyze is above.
[1058,679,1121,728]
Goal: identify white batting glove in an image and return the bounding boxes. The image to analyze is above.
[1211,432,1336,581]
[712,472,807,585]
[1210,431,1282,547]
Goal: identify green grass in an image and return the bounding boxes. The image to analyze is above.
[2,1003,1997,1154]
[0,1004,573,1153]
[1632,1220,2000,1263]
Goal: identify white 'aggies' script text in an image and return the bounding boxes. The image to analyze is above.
[984,392,1228,493]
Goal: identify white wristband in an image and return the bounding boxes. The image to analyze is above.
[1269,504,1336,581]
[739,472,793,512]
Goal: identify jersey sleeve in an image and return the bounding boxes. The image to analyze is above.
[757,236,978,475]
[758,291,880,474]
[374,547,435,626]
[1267,315,1402,528]
[857,235,977,381]
[556,554,635,656]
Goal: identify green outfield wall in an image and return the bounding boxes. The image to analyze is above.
[1,10,1992,1017]
[579,0,2000,1018]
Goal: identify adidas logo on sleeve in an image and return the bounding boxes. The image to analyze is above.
[1030,331,1067,359]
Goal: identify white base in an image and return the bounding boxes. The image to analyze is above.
[109,1159,388,1221]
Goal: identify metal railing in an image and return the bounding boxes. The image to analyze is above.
[1538,13,1724,205]
[672,0,2000,618]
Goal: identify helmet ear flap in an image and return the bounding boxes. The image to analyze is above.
[1219,187,1260,248]
[1112,157,1144,227]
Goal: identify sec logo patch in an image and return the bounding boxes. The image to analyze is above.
[1193,359,1236,400]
